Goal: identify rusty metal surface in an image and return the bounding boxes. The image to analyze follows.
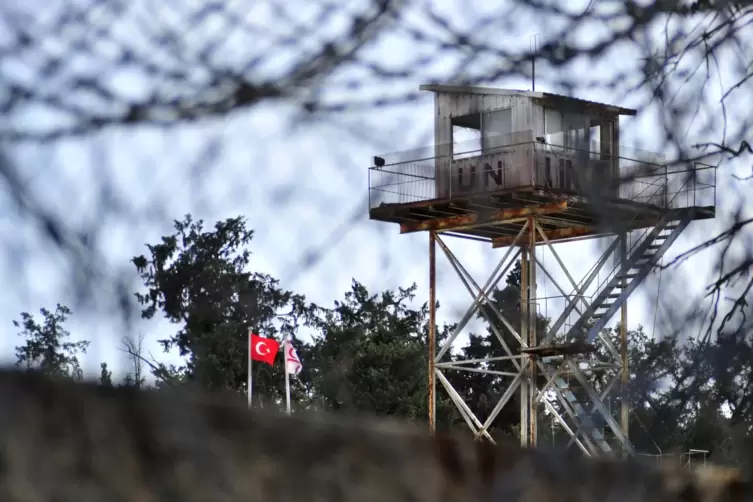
[370,189,715,247]
[492,226,594,248]
[520,342,597,357]
[399,201,567,234]
[428,231,436,433]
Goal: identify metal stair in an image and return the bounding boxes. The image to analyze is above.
[563,212,692,345]
[548,210,694,456]
[552,377,612,454]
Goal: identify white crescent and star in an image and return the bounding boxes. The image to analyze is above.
[286,346,301,372]
[254,341,270,356]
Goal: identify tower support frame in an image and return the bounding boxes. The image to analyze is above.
[426,209,697,456]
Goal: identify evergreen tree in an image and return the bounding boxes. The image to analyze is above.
[14,304,89,380]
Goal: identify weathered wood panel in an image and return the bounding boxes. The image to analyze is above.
[434,92,534,198]
[430,89,626,200]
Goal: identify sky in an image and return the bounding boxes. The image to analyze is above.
[0,0,751,395]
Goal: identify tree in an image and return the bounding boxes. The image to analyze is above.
[506,261,522,290]
[99,362,113,387]
[630,329,753,462]
[132,214,310,403]
[306,280,456,423]
[14,304,89,380]
[120,334,147,389]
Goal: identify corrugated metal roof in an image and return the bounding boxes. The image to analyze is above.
[418,84,637,116]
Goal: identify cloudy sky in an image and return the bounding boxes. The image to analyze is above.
[0,0,750,383]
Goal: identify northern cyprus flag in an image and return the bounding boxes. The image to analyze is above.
[284,338,303,376]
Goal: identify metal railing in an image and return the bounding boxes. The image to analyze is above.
[367,135,717,212]
[637,449,709,468]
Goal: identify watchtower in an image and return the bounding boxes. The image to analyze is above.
[368,84,716,457]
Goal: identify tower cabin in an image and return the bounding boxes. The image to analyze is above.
[428,84,627,200]
[368,84,716,246]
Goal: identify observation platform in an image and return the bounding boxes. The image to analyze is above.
[367,140,716,248]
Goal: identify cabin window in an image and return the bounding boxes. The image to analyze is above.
[451,114,482,160]
[544,108,565,147]
[482,108,513,151]
[589,119,614,160]
[564,113,589,152]
[589,125,601,159]
[451,108,513,160]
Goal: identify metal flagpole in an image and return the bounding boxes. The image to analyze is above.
[284,334,291,415]
[248,332,253,408]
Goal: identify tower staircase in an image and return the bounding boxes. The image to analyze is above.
[547,209,696,456]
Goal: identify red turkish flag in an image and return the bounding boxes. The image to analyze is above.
[249,333,280,366]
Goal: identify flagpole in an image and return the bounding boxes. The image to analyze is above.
[248,332,253,409]
[284,334,291,415]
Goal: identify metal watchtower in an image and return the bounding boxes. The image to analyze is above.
[367,84,716,457]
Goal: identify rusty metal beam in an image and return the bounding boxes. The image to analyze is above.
[491,226,593,248]
[428,231,436,432]
[399,201,567,234]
